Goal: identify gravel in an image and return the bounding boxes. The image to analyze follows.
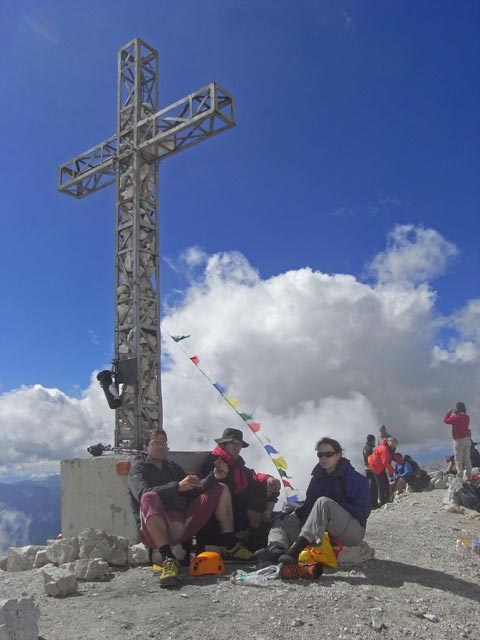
[1,488,479,640]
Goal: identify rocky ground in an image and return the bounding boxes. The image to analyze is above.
[1,487,479,640]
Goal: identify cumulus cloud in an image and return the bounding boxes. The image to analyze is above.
[1,225,479,498]
[368,224,458,285]
[0,374,113,476]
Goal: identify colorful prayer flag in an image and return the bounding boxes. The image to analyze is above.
[171,335,191,342]
[247,421,260,432]
[213,383,226,394]
[264,444,279,455]
[239,412,253,422]
[272,455,288,470]
[226,397,238,408]
[282,480,294,490]
[190,356,200,365]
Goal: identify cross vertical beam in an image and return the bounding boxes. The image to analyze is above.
[115,40,161,447]
[58,38,236,449]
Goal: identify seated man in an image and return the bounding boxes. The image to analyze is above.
[128,427,252,587]
[200,427,281,549]
[255,437,370,565]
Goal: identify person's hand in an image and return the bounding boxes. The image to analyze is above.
[213,458,228,480]
[178,474,201,492]
[266,476,281,496]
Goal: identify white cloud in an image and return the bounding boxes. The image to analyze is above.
[368,224,458,285]
[1,226,479,499]
[0,509,31,554]
[0,374,113,476]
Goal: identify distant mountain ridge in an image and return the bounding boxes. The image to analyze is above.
[0,475,60,554]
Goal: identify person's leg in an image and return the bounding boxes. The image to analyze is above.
[280,497,365,563]
[254,511,300,562]
[367,470,379,508]
[392,477,406,495]
[139,491,172,548]
[456,437,472,479]
[139,492,179,587]
[377,471,390,505]
[454,438,469,480]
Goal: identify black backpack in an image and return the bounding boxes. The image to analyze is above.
[403,455,420,473]
[454,484,480,512]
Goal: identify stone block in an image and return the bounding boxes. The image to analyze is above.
[127,544,149,566]
[337,541,375,566]
[41,566,78,598]
[60,558,111,581]
[45,538,79,565]
[6,547,44,572]
[0,597,40,640]
[78,529,128,566]
[33,549,48,569]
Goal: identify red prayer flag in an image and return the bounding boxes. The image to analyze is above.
[247,421,260,432]
[190,356,200,365]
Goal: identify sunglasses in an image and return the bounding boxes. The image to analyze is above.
[317,450,337,458]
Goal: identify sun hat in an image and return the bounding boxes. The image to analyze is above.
[214,427,249,448]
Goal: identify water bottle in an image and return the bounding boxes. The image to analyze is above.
[230,565,280,587]
[189,536,198,563]
[455,538,472,555]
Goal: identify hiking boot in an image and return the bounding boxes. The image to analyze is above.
[280,562,324,579]
[222,542,254,562]
[159,556,179,587]
[278,552,297,565]
[253,544,285,563]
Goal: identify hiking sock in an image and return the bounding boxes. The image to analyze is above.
[285,535,309,560]
[159,544,174,560]
[220,532,237,549]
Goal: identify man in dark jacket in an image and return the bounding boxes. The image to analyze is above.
[200,427,280,549]
[128,428,252,586]
[255,437,370,564]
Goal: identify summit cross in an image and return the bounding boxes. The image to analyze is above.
[58,38,235,448]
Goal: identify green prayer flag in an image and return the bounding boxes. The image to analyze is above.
[172,334,191,342]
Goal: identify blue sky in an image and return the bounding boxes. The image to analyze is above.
[0,1,479,482]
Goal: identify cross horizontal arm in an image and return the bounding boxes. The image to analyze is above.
[136,82,235,159]
[58,82,235,200]
[58,135,117,198]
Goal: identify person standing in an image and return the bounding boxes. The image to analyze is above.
[363,434,379,509]
[368,437,399,506]
[377,424,392,446]
[444,402,471,481]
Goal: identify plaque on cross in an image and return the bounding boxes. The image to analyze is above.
[58,38,236,448]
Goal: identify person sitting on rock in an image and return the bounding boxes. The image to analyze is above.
[128,427,253,587]
[200,427,281,550]
[254,437,371,564]
[368,437,399,506]
[390,453,412,496]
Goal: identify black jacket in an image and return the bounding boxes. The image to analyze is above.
[128,454,218,528]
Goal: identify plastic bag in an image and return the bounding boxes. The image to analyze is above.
[230,564,280,587]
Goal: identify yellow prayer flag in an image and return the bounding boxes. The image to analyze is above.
[272,455,288,470]
[226,397,238,408]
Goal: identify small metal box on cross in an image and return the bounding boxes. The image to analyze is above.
[58,38,236,448]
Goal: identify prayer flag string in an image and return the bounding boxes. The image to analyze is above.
[165,329,298,502]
